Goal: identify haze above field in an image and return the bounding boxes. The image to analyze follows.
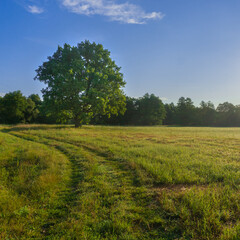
[1,0,240,105]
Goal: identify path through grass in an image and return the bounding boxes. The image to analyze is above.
[1,125,240,239]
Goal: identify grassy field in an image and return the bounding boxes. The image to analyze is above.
[0,125,240,239]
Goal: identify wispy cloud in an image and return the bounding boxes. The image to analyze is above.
[62,0,164,24]
[27,5,44,14]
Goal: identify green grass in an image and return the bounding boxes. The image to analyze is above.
[0,125,240,239]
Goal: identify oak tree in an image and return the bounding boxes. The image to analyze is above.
[35,40,126,127]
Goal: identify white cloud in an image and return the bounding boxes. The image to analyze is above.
[62,0,164,24]
[27,5,44,14]
[160,97,168,101]
[0,93,5,97]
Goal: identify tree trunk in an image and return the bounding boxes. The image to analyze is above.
[74,116,82,128]
[75,121,81,128]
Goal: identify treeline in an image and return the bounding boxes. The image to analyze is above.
[164,97,240,127]
[0,91,57,124]
[0,91,240,126]
[94,95,240,127]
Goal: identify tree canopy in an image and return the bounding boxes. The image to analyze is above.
[0,91,39,124]
[35,40,126,127]
[92,94,166,126]
[137,94,166,125]
[0,91,240,127]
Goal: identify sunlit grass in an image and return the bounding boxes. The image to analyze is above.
[0,131,70,239]
[1,124,240,239]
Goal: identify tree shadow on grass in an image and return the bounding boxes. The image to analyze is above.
[1,124,72,133]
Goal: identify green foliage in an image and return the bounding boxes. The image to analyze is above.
[0,91,240,126]
[28,94,42,107]
[24,98,39,123]
[176,97,196,125]
[0,92,41,124]
[164,98,240,127]
[198,101,216,126]
[216,102,238,126]
[137,93,166,125]
[93,94,166,126]
[0,91,27,123]
[35,40,126,127]
[0,96,3,123]
[163,103,176,125]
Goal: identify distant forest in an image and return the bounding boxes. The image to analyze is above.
[0,90,240,127]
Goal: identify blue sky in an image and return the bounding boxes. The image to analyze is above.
[1,0,240,106]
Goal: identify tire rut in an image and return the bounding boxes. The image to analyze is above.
[13,132,146,187]
[5,130,184,239]
[4,131,86,237]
